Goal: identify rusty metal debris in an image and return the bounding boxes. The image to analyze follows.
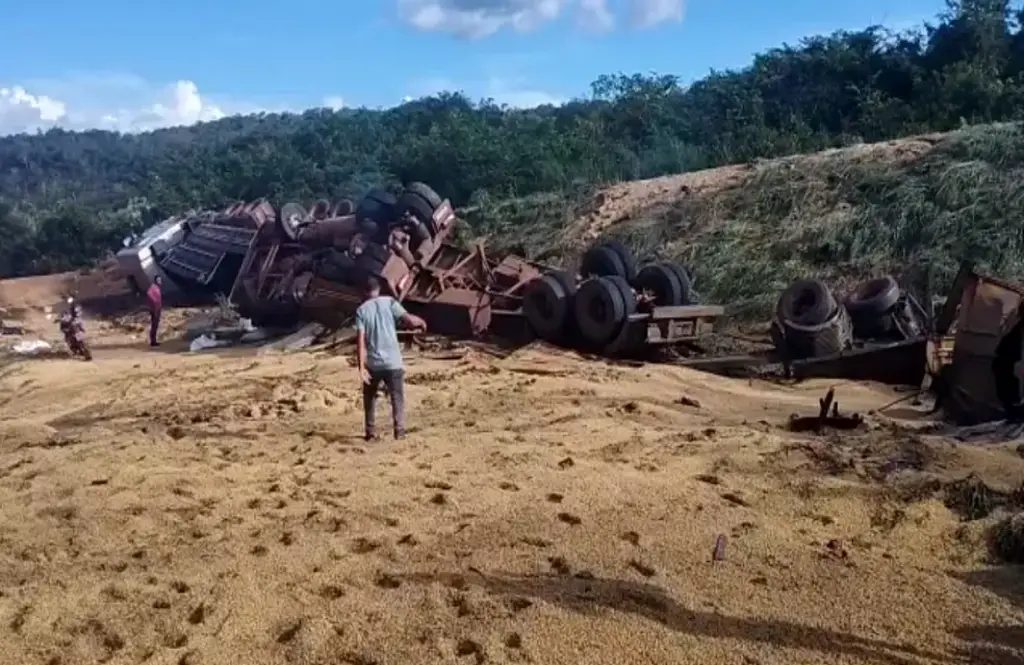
[787,388,865,432]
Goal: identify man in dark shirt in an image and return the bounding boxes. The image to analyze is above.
[147,276,163,347]
[355,275,427,440]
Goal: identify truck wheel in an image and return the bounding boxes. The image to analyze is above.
[398,192,438,229]
[581,245,625,280]
[523,271,576,343]
[332,199,354,216]
[664,262,695,304]
[405,182,443,209]
[581,241,637,283]
[602,241,638,283]
[779,304,853,360]
[776,279,835,327]
[357,190,398,225]
[311,199,331,220]
[318,250,354,283]
[365,188,398,207]
[843,274,901,317]
[279,202,307,241]
[361,219,392,245]
[360,242,391,265]
[400,218,432,249]
[634,263,684,306]
[574,275,635,348]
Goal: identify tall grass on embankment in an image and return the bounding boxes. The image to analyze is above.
[467,123,1024,320]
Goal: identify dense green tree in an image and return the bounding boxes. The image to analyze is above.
[4,1,1024,277]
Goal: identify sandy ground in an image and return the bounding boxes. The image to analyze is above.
[0,295,1021,665]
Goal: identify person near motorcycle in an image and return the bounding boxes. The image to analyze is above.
[59,298,92,361]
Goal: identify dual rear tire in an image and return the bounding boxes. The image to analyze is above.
[523,240,696,351]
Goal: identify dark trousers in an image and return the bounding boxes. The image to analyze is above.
[363,368,405,436]
[149,309,161,346]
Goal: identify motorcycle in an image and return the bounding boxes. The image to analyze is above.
[58,312,92,361]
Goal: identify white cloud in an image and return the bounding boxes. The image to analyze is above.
[398,0,563,38]
[487,78,564,107]
[577,0,614,32]
[0,76,256,136]
[322,95,346,110]
[397,0,684,37]
[630,0,684,28]
[0,87,66,134]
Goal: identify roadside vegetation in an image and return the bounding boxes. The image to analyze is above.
[3,0,1024,320]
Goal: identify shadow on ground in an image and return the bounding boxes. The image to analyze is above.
[952,566,1024,663]
[402,571,958,665]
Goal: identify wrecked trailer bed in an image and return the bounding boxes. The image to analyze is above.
[301,238,725,355]
[674,338,928,387]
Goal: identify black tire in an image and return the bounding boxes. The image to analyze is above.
[278,202,307,242]
[574,275,635,348]
[357,219,380,238]
[581,244,626,280]
[311,199,331,220]
[581,241,637,282]
[845,276,901,319]
[602,241,638,283]
[332,199,354,216]
[318,250,355,282]
[776,279,836,327]
[398,192,438,230]
[405,182,443,209]
[402,219,431,249]
[357,190,398,226]
[358,218,391,245]
[277,216,299,242]
[780,304,853,360]
[523,271,576,343]
[664,262,695,305]
[359,242,391,265]
[365,188,398,207]
[634,263,684,307]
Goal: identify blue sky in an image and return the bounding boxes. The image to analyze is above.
[0,0,948,134]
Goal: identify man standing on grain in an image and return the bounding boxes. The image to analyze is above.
[355,275,427,441]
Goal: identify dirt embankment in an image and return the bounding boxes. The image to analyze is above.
[568,134,945,246]
[0,260,130,323]
[0,313,1020,663]
[537,127,1020,318]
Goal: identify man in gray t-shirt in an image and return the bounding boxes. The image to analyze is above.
[355,275,427,440]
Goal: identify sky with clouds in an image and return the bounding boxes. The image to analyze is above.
[0,0,948,136]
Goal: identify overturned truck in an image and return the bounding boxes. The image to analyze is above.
[224,184,722,357]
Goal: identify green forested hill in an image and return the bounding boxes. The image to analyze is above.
[2,1,1024,278]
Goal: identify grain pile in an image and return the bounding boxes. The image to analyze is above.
[0,306,1021,665]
